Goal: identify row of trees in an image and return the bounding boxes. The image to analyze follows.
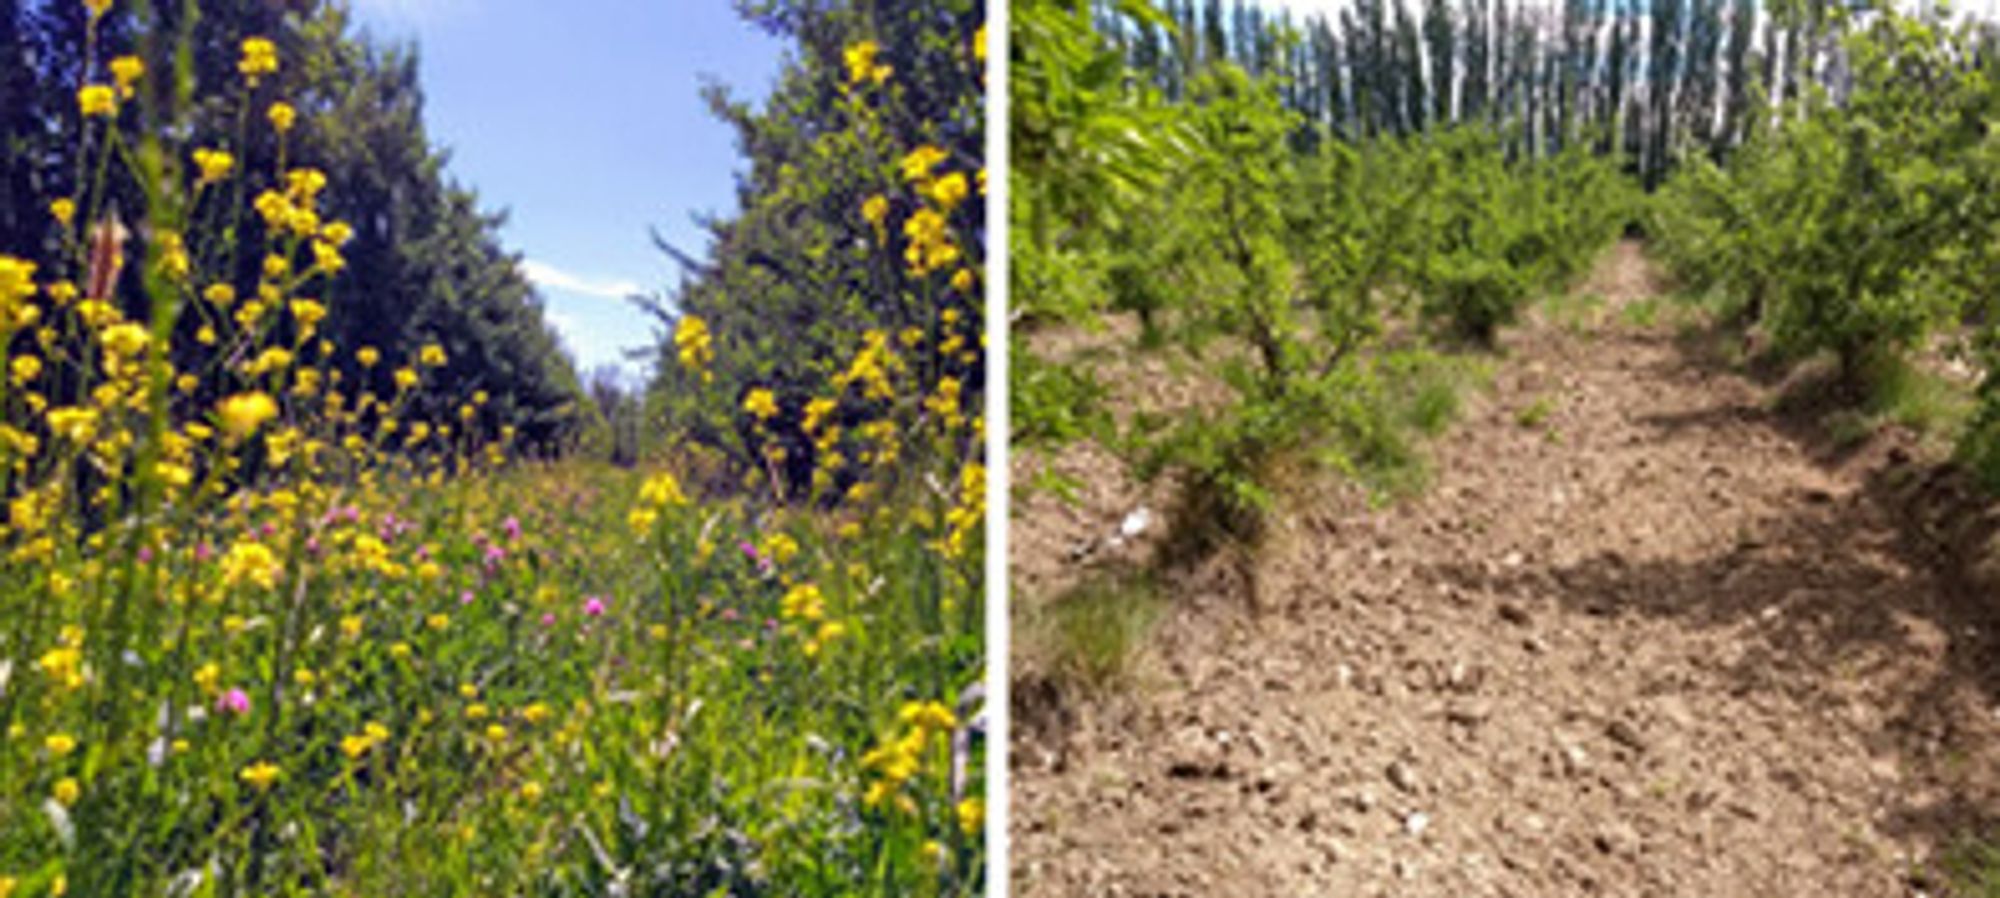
[636,1,987,494]
[0,0,584,451]
[1649,6,2000,484]
[1100,0,1998,185]
[1016,0,1631,550]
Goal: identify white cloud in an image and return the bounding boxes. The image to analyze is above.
[520,259,644,301]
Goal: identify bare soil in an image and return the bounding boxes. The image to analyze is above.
[1011,242,2000,897]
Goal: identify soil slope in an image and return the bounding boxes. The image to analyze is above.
[1011,243,2000,897]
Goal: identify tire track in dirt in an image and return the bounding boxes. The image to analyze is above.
[1012,242,2000,897]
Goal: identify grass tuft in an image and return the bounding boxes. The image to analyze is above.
[1020,572,1164,693]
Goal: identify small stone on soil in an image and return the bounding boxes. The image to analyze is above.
[1606,719,1648,754]
[1387,760,1420,794]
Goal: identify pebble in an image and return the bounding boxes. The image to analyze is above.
[1387,760,1420,794]
[1560,741,1592,777]
[1594,820,1639,855]
[1607,719,1648,754]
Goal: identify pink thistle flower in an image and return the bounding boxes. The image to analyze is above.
[503,516,522,541]
[583,596,607,617]
[540,612,557,628]
[219,688,251,716]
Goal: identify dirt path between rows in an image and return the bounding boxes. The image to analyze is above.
[1012,242,2000,897]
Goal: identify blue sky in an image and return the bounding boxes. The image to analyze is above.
[347,0,787,382]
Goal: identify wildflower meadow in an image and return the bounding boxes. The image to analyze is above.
[0,1,986,895]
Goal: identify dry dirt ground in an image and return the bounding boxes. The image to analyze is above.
[1011,242,2000,897]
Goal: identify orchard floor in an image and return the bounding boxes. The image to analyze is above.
[1010,242,2000,897]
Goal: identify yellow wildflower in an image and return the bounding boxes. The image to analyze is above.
[290,298,327,329]
[899,700,957,733]
[46,407,99,443]
[0,256,32,308]
[339,732,379,760]
[99,322,149,358]
[219,540,282,590]
[311,239,344,273]
[239,761,281,791]
[743,388,779,421]
[673,314,712,373]
[925,171,970,210]
[958,796,985,836]
[267,102,296,134]
[239,38,278,83]
[899,145,948,183]
[780,583,825,621]
[844,40,892,85]
[108,55,143,97]
[639,471,689,507]
[218,392,278,438]
[77,85,115,117]
[862,194,889,231]
[193,148,235,184]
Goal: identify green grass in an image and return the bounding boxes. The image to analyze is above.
[1944,834,2000,897]
[1620,296,1664,328]
[1401,371,1465,437]
[1,459,988,896]
[1776,351,1979,452]
[1021,573,1164,693]
[1863,353,1976,447]
[1516,394,1557,428]
[1543,291,1608,333]
[1345,351,1491,501]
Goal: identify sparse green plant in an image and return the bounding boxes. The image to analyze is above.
[1516,395,1556,428]
[1621,297,1663,329]
[1944,834,2000,897]
[1024,572,1165,692]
